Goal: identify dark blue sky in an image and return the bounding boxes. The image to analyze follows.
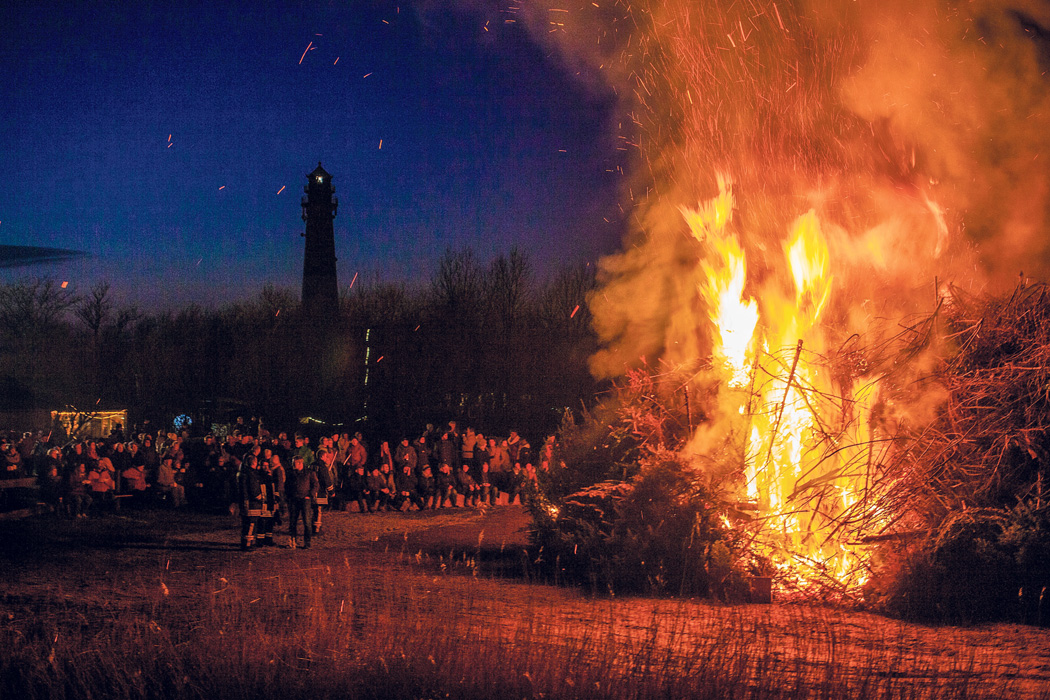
[0,1,625,309]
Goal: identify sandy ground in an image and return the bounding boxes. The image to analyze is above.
[2,505,1049,698]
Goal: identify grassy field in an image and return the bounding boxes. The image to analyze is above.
[1,506,1048,699]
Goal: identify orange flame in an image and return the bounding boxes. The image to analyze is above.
[683,184,876,594]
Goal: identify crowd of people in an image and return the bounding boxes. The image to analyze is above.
[0,420,555,550]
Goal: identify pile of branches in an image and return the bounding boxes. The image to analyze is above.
[884,282,1050,525]
[861,282,1050,622]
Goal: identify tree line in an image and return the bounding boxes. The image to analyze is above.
[0,248,602,442]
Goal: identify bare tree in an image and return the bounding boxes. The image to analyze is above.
[0,278,79,339]
[486,248,533,332]
[430,248,484,321]
[0,278,79,382]
[75,281,113,342]
[538,263,597,333]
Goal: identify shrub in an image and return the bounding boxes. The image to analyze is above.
[529,451,736,597]
[866,501,1050,624]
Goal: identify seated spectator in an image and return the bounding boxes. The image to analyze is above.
[393,464,423,511]
[121,461,150,506]
[345,463,370,514]
[87,456,117,512]
[435,462,456,508]
[65,463,92,518]
[38,447,64,513]
[418,465,436,509]
[455,462,479,507]
[1,443,23,479]
[366,466,392,512]
[507,463,526,505]
[156,455,186,508]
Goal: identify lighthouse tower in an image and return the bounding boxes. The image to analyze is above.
[301,162,338,317]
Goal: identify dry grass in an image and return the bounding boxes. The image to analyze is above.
[1,509,1049,699]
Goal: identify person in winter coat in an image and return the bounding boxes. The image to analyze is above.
[455,462,479,507]
[346,463,370,514]
[286,455,319,549]
[366,466,391,512]
[394,438,417,475]
[394,464,423,511]
[239,453,264,550]
[417,465,437,509]
[435,462,456,508]
[312,447,336,536]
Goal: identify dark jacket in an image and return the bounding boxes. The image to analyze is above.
[288,468,319,501]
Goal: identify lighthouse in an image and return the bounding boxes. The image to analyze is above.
[301,162,338,317]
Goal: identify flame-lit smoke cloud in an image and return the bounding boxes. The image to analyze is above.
[494,0,1050,378]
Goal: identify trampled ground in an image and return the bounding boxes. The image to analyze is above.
[2,506,1049,699]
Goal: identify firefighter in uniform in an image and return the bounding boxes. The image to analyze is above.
[312,447,335,535]
[257,454,277,547]
[239,453,263,550]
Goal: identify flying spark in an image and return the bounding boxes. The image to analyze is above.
[570,304,580,318]
[349,271,358,289]
[299,41,313,65]
[277,185,286,195]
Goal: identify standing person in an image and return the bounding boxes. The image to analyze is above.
[348,435,368,474]
[312,448,335,535]
[488,438,509,504]
[506,430,522,465]
[293,434,315,469]
[238,454,264,551]
[378,441,394,473]
[270,454,287,532]
[343,435,368,505]
[437,432,456,476]
[286,455,318,549]
[446,421,462,470]
[413,434,430,477]
[394,438,417,475]
[256,454,278,547]
[473,433,489,474]
[460,428,475,474]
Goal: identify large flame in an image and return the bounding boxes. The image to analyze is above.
[510,0,1050,595]
[684,185,879,592]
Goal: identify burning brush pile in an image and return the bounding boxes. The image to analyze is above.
[515,0,1050,623]
[530,279,1050,623]
[866,282,1050,623]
